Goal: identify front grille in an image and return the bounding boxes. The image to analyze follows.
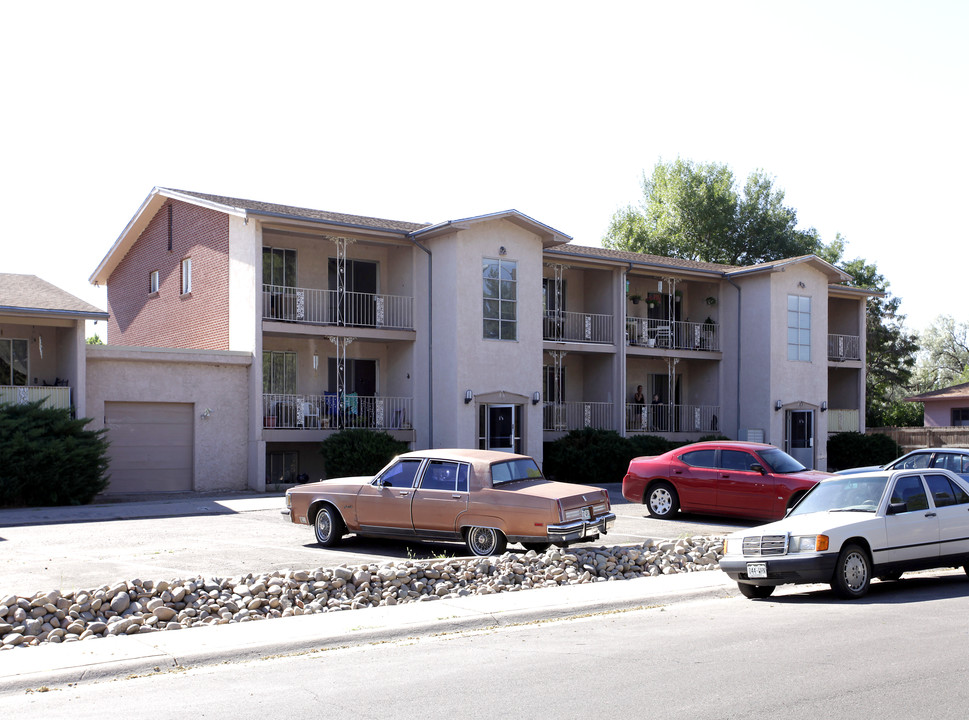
[742,535,787,556]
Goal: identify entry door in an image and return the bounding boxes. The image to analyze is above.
[787,410,814,469]
[488,405,516,453]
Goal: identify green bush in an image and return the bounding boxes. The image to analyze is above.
[826,431,902,472]
[320,429,410,479]
[543,428,640,485]
[627,434,675,458]
[0,401,110,507]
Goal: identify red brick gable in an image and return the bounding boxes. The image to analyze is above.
[107,199,230,349]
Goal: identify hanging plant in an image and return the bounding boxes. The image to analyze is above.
[629,294,643,304]
[705,296,717,306]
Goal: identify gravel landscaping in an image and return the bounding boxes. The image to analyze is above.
[1,535,724,650]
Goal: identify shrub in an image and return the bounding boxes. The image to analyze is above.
[320,429,409,479]
[543,428,635,485]
[826,431,902,472]
[0,401,110,507]
[627,434,675,458]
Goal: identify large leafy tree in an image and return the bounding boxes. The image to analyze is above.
[912,315,969,390]
[606,159,919,424]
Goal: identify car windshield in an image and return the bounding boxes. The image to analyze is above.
[758,447,807,473]
[790,475,890,515]
[491,458,544,486]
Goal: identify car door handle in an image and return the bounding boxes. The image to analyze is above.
[451,494,462,499]
[925,512,937,517]
[398,491,411,497]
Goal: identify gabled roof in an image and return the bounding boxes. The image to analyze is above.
[0,274,108,320]
[725,254,852,283]
[411,209,571,247]
[905,382,969,403]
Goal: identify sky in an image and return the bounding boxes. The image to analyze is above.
[3,1,966,340]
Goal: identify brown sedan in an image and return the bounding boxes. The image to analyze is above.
[284,449,616,556]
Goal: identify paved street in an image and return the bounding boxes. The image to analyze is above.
[0,484,752,598]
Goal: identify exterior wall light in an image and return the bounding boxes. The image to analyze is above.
[775,400,783,411]
[821,401,828,412]
[465,389,474,404]
[532,391,541,405]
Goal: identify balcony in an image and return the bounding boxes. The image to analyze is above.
[626,317,720,352]
[262,284,414,330]
[262,393,412,431]
[828,334,861,362]
[827,409,860,433]
[625,403,721,435]
[542,401,615,432]
[543,310,613,344]
[0,385,72,411]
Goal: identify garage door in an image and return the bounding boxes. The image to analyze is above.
[104,402,194,493]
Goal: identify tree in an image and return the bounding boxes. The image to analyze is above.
[913,315,969,390]
[86,333,104,345]
[604,158,823,264]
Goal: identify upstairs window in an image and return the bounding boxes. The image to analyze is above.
[263,247,297,289]
[787,294,811,361]
[149,270,159,294]
[181,257,192,295]
[0,338,28,386]
[483,258,517,341]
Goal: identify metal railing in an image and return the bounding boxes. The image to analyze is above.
[0,385,72,410]
[543,310,613,344]
[828,334,861,361]
[542,401,614,432]
[625,403,721,434]
[262,393,413,431]
[262,284,414,330]
[626,317,720,352]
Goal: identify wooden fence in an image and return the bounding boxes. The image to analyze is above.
[867,426,969,453]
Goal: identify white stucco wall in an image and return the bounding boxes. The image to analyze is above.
[86,345,252,492]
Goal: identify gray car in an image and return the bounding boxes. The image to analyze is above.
[836,447,969,483]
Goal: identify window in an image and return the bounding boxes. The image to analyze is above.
[892,452,931,470]
[0,338,28,386]
[931,453,968,473]
[419,461,469,492]
[483,258,517,340]
[890,476,928,512]
[720,450,756,472]
[491,457,543,485]
[267,452,299,484]
[680,449,716,468]
[263,247,297,288]
[263,351,297,394]
[149,270,159,294]
[375,458,422,488]
[543,365,565,402]
[952,408,969,426]
[181,257,192,295]
[787,294,811,361]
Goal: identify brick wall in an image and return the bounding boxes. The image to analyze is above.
[107,199,230,349]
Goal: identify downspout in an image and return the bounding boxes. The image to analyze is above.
[407,235,433,447]
[726,275,742,439]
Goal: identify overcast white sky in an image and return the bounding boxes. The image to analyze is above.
[3,1,965,339]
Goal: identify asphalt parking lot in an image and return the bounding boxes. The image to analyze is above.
[0,484,754,598]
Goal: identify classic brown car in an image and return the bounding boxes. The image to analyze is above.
[284,448,616,556]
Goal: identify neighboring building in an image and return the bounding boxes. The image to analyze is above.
[0,273,108,419]
[905,382,969,427]
[89,187,873,493]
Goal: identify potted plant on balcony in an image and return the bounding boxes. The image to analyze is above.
[646,293,661,309]
[674,290,682,302]
[629,294,643,305]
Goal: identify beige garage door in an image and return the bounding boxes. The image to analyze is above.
[104,402,194,493]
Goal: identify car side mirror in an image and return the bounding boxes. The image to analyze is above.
[378,479,392,488]
[750,463,767,475]
[886,501,907,515]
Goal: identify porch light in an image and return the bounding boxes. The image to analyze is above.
[821,401,827,412]
[465,389,474,404]
[312,354,319,371]
[775,400,783,411]
[532,391,541,405]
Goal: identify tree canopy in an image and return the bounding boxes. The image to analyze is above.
[913,315,969,390]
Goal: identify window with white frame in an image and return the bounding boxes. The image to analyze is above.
[0,338,28,386]
[181,257,192,295]
[149,270,159,294]
[483,258,517,340]
[787,294,811,361]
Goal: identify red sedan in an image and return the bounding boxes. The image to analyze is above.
[622,441,829,521]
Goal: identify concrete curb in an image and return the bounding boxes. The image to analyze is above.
[0,571,736,693]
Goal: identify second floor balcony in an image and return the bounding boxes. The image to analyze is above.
[828,334,861,362]
[543,310,613,344]
[262,284,414,331]
[0,385,72,411]
[626,317,720,352]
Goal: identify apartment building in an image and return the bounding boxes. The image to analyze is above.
[88,187,870,492]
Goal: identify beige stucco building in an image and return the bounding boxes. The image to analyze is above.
[75,187,873,493]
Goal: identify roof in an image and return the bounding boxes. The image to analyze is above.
[905,382,969,403]
[0,274,108,320]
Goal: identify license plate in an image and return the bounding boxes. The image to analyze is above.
[747,562,767,579]
[581,507,591,521]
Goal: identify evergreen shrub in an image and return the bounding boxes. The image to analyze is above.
[320,429,409,479]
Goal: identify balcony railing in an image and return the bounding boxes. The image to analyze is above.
[543,310,613,344]
[263,393,412,431]
[262,285,414,330]
[827,409,860,433]
[828,334,861,361]
[542,401,614,432]
[626,317,720,352]
[625,403,721,434]
[0,385,72,410]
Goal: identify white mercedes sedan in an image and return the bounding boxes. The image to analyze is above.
[719,469,969,599]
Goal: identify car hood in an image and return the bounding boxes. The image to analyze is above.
[727,510,879,540]
[297,476,373,491]
[783,469,831,483]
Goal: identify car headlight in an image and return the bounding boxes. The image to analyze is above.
[724,537,741,555]
[788,535,828,553]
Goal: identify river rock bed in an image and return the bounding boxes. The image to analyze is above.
[1,536,724,650]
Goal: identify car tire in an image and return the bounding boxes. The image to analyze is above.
[314,505,345,547]
[466,526,507,556]
[737,583,775,599]
[646,481,679,519]
[831,543,871,599]
[521,542,551,553]
[877,571,903,582]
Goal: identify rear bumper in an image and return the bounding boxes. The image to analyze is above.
[546,513,616,544]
